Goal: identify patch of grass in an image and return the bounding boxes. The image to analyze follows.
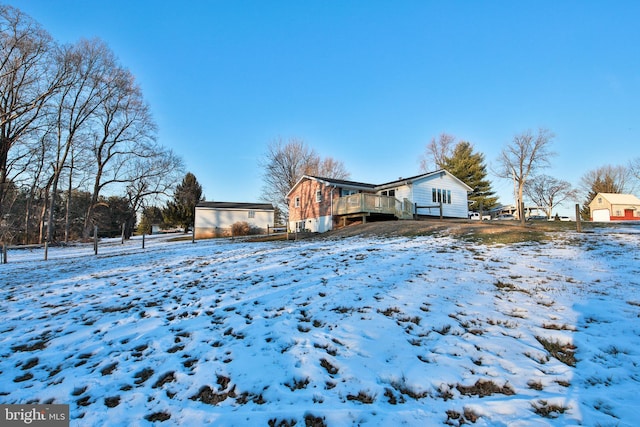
[446,407,481,426]
[319,358,338,375]
[304,414,327,427]
[313,342,338,356]
[144,412,171,422]
[462,229,550,245]
[100,362,118,376]
[532,400,569,418]
[104,396,120,408]
[456,379,515,397]
[346,390,375,404]
[542,323,576,331]
[434,324,452,335]
[494,280,531,295]
[268,419,297,427]
[378,306,401,317]
[536,336,576,367]
[101,304,135,313]
[133,367,154,385]
[190,385,234,405]
[285,377,310,391]
[152,371,176,389]
[21,357,39,370]
[389,377,429,400]
[11,338,49,352]
[528,380,544,390]
[13,372,33,383]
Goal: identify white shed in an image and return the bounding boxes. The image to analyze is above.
[195,202,275,239]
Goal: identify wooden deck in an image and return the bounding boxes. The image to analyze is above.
[333,193,414,220]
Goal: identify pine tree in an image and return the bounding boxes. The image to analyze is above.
[163,172,203,232]
[442,142,497,211]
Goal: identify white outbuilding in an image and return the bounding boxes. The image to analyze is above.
[194,202,275,238]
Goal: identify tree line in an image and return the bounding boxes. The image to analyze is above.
[0,5,183,245]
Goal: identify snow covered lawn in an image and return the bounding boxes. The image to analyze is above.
[1,227,639,426]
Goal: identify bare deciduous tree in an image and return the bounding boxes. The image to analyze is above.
[45,38,118,243]
[420,133,456,172]
[524,174,577,218]
[0,5,63,218]
[628,157,639,191]
[260,137,350,213]
[579,164,631,197]
[83,65,158,238]
[496,128,555,220]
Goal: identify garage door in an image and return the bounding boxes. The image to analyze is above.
[592,209,610,222]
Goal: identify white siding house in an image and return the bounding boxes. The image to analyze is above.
[376,170,472,218]
[286,169,472,233]
[195,202,274,239]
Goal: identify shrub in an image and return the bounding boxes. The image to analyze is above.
[231,221,262,236]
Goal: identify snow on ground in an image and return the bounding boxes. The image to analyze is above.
[1,226,639,426]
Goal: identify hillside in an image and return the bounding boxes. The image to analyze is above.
[1,224,639,426]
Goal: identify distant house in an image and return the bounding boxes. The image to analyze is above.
[194,202,275,238]
[589,193,640,221]
[286,170,472,233]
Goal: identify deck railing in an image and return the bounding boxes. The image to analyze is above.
[333,193,414,219]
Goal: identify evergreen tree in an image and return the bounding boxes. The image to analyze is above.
[442,141,497,211]
[163,172,203,232]
[138,206,164,235]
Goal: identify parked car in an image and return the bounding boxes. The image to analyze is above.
[493,214,516,220]
[468,212,491,220]
[527,215,548,221]
[548,215,571,221]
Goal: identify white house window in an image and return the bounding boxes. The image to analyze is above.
[295,197,300,207]
[316,190,322,202]
[248,210,255,218]
[432,187,452,204]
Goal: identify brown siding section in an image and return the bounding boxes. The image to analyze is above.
[288,178,339,222]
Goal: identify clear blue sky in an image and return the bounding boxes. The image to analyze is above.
[13,0,640,214]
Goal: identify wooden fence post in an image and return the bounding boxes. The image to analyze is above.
[439,201,443,219]
[94,226,98,255]
[2,243,6,264]
[575,204,582,233]
[44,240,48,261]
[142,233,145,249]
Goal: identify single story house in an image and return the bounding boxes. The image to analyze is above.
[589,193,640,221]
[194,202,275,238]
[286,169,472,233]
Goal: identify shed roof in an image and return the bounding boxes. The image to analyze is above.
[287,169,472,197]
[376,169,473,192]
[286,175,376,197]
[595,193,640,205]
[196,202,274,210]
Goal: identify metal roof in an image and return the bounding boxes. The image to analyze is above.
[196,202,274,210]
